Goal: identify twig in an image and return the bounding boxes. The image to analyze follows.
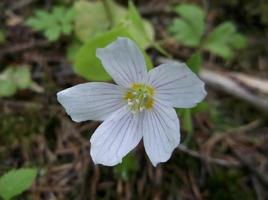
[231,72,268,95]
[200,69,268,114]
[226,138,268,188]
[202,119,263,155]
[251,175,266,200]
[178,144,241,167]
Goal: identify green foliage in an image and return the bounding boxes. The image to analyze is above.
[26,6,75,41]
[181,109,193,134]
[0,67,32,97]
[191,101,209,113]
[72,0,155,81]
[187,52,202,73]
[73,1,122,42]
[114,153,139,181]
[74,24,153,81]
[74,25,130,81]
[0,79,17,97]
[203,22,247,59]
[66,39,83,62]
[207,169,254,200]
[14,68,32,89]
[169,4,247,60]
[169,4,205,47]
[0,168,37,200]
[0,30,6,44]
[126,1,154,49]
[73,0,154,49]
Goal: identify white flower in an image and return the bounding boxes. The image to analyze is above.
[57,37,206,166]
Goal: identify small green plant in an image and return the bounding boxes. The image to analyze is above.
[26,6,75,41]
[169,4,247,60]
[73,0,155,81]
[0,66,32,97]
[169,4,247,142]
[169,4,205,47]
[0,168,37,200]
[114,153,139,181]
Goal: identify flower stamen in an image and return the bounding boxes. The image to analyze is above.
[124,83,155,113]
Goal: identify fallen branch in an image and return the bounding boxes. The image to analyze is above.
[178,144,241,168]
[200,69,268,114]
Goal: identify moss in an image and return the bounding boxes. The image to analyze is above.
[206,168,255,200]
[0,112,45,145]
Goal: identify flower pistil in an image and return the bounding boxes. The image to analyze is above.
[124,83,155,113]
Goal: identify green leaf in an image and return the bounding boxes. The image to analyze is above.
[104,0,128,24]
[0,67,32,97]
[66,8,76,22]
[187,52,202,73]
[169,4,205,47]
[0,168,37,200]
[74,1,110,42]
[44,27,61,41]
[114,153,138,181]
[74,0,127,42]
[126,1,155,49]
[0,79,17,97]
[174,4,205,36]
[0,68,17,97]
[67,39,83,62]
[182,109,193,133]
[74,24,152,81]
[14,67,32,89]
[26,6,75,42]
[191,101,209,113]
[128,1,146,34]
[203,22,247,59]
[52,6,65,19]
[62,24,72,35]
[74,25,130,81]
[229,33,247,49]
[73,0,155,49]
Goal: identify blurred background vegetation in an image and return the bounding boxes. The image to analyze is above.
[0,0,268,199]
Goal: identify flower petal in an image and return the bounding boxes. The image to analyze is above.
[142,101,180,166]
[147,62,206,108]
[96,37,147,87]
[90,106,143,166]
[57,82,125,122]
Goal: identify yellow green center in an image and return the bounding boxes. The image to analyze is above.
[124,83,155,113]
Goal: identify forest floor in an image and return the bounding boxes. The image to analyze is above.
[0,0,268,199]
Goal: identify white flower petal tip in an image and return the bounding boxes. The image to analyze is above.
[89,106,143,166]
[96,37,147,87]
[142,101,181,167]
[56,82,124,122]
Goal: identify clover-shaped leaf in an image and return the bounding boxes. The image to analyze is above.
[203,22,247,59]
[169,4,205,47]
[26,6,75,41]
[0,66,32,97]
